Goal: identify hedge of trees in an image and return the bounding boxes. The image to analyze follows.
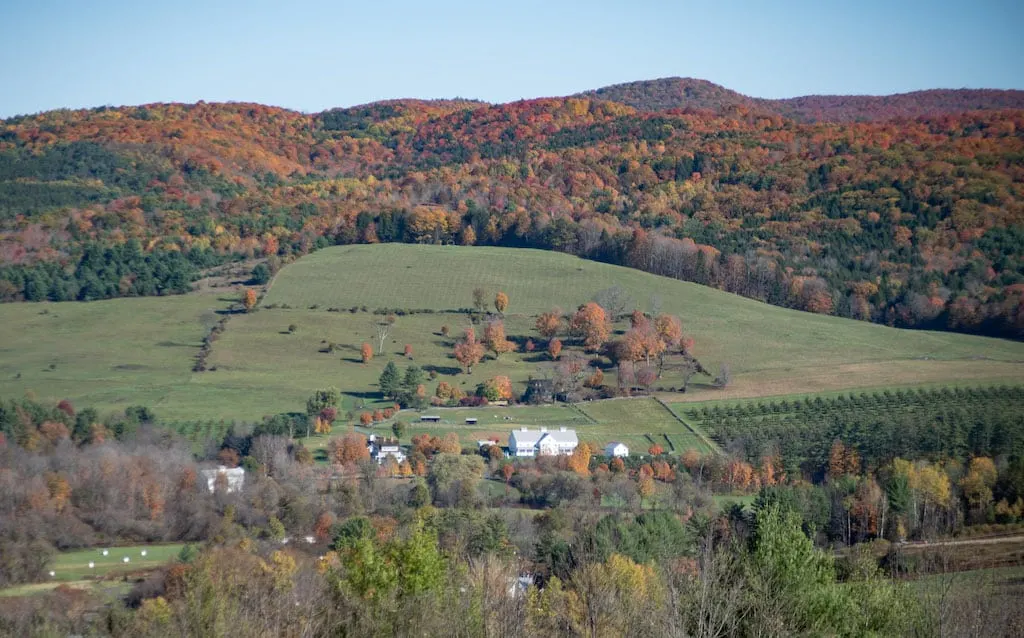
[0,240,225,301]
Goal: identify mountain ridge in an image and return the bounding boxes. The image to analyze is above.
[1,81,1022,341]
[576,77,1024,122]
[5,77,1024,124]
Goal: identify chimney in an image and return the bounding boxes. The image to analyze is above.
[540,427,547,433]
[559,427,567,432]
[521,427,528,431]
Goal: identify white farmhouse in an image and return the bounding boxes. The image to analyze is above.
[367,434,406,465]
[201,466,245,493]
[508,427,578,457]
[604,442,629,458]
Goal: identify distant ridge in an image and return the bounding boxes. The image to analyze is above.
[577,77,1024,122]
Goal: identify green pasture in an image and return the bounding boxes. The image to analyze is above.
[47,543,187,581]
[0,543,186,598]
[306,397,716,456]
[0,294,227,418]
[0,244,1021,427]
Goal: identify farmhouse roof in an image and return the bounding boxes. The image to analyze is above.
[511,427,577,445]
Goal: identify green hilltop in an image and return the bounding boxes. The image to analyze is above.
[1,244,1021,424]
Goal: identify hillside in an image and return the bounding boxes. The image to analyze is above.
[1,83,1023,341]
[579,77,1024,121]
[2,244,1021,423]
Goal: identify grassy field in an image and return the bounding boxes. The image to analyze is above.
[0,543,186,598]
[305,397,716,457]
[0,294,229,418]
[47,543,187,581]
[1,243,1021,427]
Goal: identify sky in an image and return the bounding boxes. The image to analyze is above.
[1,0,1022,117]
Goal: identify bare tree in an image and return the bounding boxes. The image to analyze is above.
[593,285,634,320]
[373,314,396,354]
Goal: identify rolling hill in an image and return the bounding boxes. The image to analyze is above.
[2,244,1021,424]
[578,77,1024,121]
[1,79,1022,343]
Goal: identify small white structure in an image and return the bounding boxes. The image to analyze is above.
[605,442,629,458]
[88,562,95,569]
[507,574,535,597]
[49,571,55,577]
[201,466,245,493]
[368,434,406,465]
[304,535,316,544]
[102,550,109,556]
[140,550,147,557]
[508,427,578,458]
[123,557,130,563]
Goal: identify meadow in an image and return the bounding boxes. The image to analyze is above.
[0,544,187,597]
[305,398,716,458]
[1,244,1021,430]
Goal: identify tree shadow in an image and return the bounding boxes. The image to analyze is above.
[343,391,381,400]
[521,354,551,364]
[423,364,462,376]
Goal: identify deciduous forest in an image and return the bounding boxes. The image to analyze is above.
[1,78,1023,338]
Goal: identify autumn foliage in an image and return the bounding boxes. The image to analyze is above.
[2,94,1023,341]
[547,338,562,360]
[571,303,611,352]
[494,292,508,314]
[453,327,485,373]
[535,310,562,340]
[483,320,514,358]
[242,289,258,312]
[328,433,370,465]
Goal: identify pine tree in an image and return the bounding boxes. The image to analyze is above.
[379,361,400,400]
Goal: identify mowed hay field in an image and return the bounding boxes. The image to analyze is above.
[307,398,715,458]
[0,543,187,598]
[48,544,186,581]
[0,294,228,418]
[1,243,1022,424]
[262,244,1024,392]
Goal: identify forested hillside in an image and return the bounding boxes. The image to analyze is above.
[1,82,1023,338]
[580,77,1024,122]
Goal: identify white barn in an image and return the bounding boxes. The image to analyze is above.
[509,427,578,457]
[604,442,629,458]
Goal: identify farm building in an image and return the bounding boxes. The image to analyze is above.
[509,427,578,457]
[367,434,405,465]
[201,466,245,493]
[605,442,629,458]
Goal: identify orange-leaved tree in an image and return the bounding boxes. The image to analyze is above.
[454,327,485,373]
[536,309,562,340]
[361,342,373,364]
[567,442,592,476]
[547,337,562,360]
[571,302,610,352]
[328,433,369,465]
[494,292,509,315]
[243,288,258,312]
[484,320,514,358]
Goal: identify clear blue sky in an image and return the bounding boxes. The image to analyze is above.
[1,0,1022,117]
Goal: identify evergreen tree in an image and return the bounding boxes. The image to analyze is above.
[379,361,401,400]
